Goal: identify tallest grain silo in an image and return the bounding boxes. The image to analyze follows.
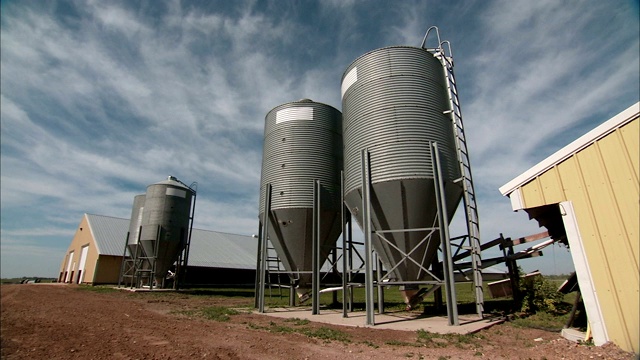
[341,45,463,303]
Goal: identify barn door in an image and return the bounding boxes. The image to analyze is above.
[76,246,89,284]
[64,251,75,283]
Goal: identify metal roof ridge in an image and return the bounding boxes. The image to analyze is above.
[499,101,639,196]
[84,213,102,254]
[85,213,127,221]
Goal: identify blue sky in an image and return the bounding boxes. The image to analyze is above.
[1,0,638,278]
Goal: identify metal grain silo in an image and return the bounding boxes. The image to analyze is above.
[126,194,145,257]
[341,46,462,291]
[139,176,194,285]
[259,99,343,299]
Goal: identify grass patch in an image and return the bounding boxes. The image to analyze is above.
[360,340,379,348]
[175,306,239,322]
[181,288,255,298]
[301,327,350,343]
[200,306,239,321]
[383,330,484,349]
[385,340,420,347]
[416,329,482,349]
[246,322,264,330]
[246,321,350,343]
[76,285,117,293]
[284,317,310,326]
[266,322,296,334]
[509,311,570,331]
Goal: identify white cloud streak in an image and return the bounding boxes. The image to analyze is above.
[0,0,637,277]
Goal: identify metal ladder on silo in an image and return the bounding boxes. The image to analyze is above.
[422,26,484,317]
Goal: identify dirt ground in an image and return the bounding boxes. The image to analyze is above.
[1,284,634,360]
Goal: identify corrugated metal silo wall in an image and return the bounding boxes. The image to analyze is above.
[341,46,462,282]
[126,194,145,254]
[259,100,343,285]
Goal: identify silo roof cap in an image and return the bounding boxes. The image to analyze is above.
[152,175,191,190]
[342,45,430,79]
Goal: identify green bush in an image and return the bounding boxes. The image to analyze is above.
[518,275,565,314]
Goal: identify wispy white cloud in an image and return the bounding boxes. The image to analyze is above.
[1,228,75,237]
[0,237,68,278]
[462,0,639,187]
[0,0,307,277]
[0,0,637,278]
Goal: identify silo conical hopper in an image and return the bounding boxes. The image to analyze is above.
[126,194,146,258]
[341,46,463,301]
[259,99,343,299]
[139,176,194,286]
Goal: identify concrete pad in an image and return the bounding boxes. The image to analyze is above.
[256,307,504,334]
[561,328,587,343]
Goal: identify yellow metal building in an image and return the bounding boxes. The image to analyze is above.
[58,214,129,284]
[499,102,639,353]
[59,213,259,286]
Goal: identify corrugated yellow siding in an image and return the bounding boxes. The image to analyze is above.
[620,119,639,183]
[92,255,123,284]
[518,117,639,353]
[520,176,545,206]
[539,166,567,204]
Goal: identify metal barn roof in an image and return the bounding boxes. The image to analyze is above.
[84,213,257,269]
[188,229,256,269]
[86,214,129,256]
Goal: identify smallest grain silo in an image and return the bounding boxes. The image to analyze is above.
[139,176,195,286]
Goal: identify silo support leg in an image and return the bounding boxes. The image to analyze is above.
[361,149,375,326]
[289,279,296,307]
[432,142,459,326]
[312,179,321,315]
[341,170,349,318]
[254,222,263,309]
[258,184,272,313]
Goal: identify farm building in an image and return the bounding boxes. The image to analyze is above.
[58,213,257,286]
[499,102,639,354]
